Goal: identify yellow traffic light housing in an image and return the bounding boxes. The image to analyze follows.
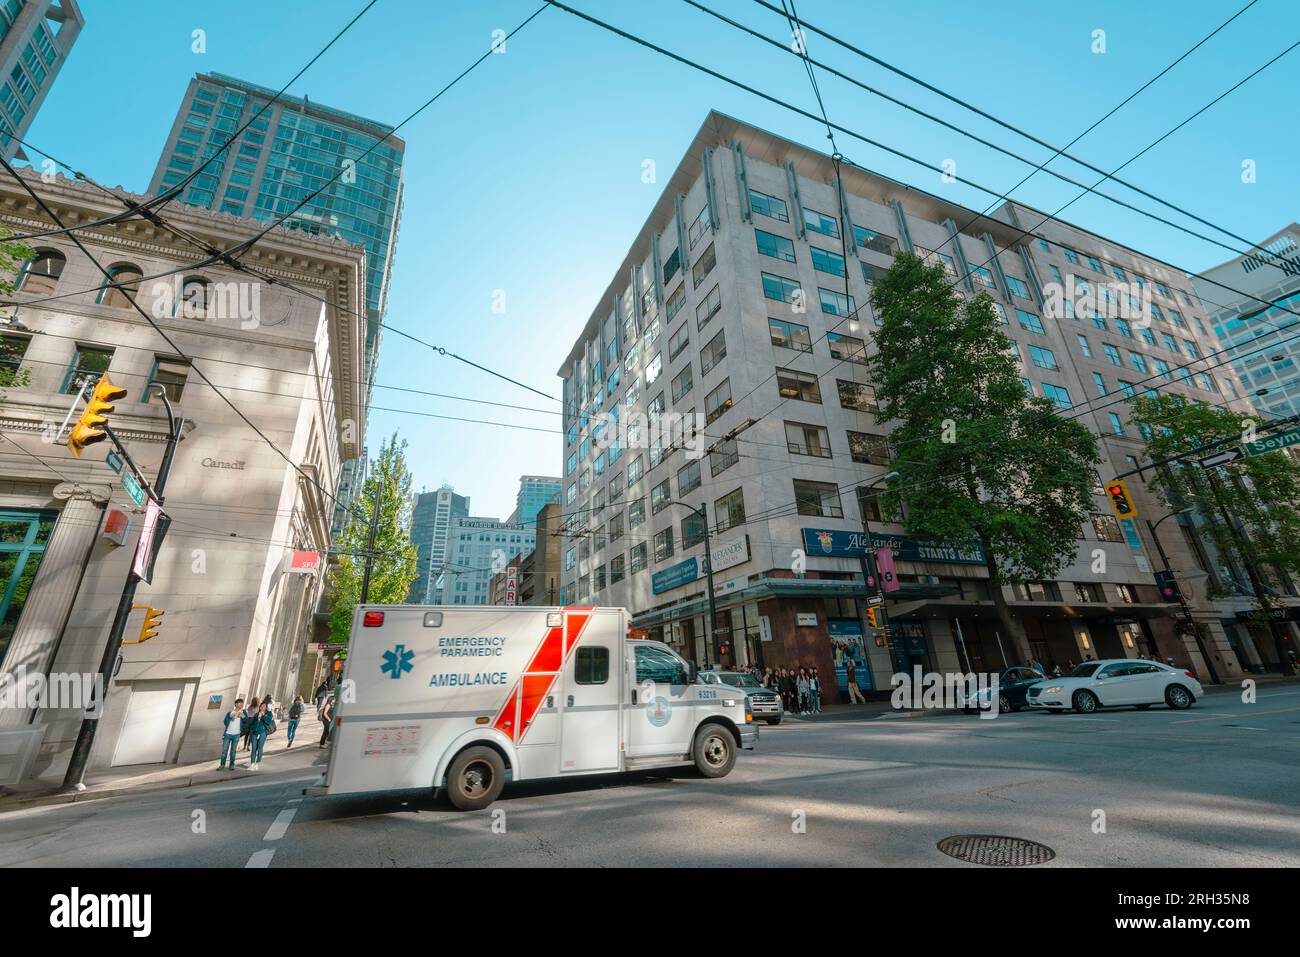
[125,605,163,644]
[1106,479,1138,520]
[67,374,127,457]
[866,605,881,629]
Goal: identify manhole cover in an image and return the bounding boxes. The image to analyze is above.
[937,834,1055,867]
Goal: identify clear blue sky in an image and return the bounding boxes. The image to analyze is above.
[26,0,1300,519]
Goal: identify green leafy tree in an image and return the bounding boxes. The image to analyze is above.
[0,229,34,394]
[866,252,1101,657]
[326,433,419,644]
[1130,395,1300,675]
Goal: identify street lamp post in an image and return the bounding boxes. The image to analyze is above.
[1147,508,1221,684]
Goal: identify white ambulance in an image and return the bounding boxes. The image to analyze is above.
[306,605,758,810]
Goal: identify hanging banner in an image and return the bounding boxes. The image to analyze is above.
[131,499,171,584]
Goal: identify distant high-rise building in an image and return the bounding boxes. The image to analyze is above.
[409,485,469,603]
[0,0,83,160]
[441,517,535,606]
[148,72,406,538]
[514,475,561,527]
[1195,224,1300,419]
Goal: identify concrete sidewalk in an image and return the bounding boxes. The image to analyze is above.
[0,706,331,814]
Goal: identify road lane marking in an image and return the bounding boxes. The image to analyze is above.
[246,849,275,868]
[263,808,297,841]
[1172,706,1300,724]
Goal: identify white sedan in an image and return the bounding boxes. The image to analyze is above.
[1026,659,1203,713]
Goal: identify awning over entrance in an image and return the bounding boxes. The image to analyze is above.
[630,576,958,629]
[888,597,1178,623]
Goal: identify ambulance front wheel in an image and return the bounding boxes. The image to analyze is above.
[692,724,736,778]
[445,746,506,811]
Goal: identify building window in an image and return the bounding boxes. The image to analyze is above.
[654,527,675,562]
[705,378,732,425]
[630,542,649,573]
[668,322,689,361]
[682,510,706,548]
[176,276,211,318]
[1028,345,1058,370]
[852,226,897,255]
[836,379,877,412]
[1016,309,1045,334]
[786,421,831,458]
[665,284,685,324]
[1041,383,1072,410]
[810,246,846,277]
[856,486,884,523]
[63,346,113,395]
[610,554,626,583]
[692,243,716,288]
[0,333,30,387]
[762,271,802,306]
[147,358,189,403]
[1005,276,1030,298]
[677,459,701,496]
[769,317,812,352]
[776,367,821,403]
[662,247,681,286]
[848,431,890,466]
[714,488,746,532]
[710,439,739,477]
[688,204,710,249]
[651,479,672,515]
[696,285,722,330]
[749,189,789,222]
[701,330,726,375]
[794,479,843,518]
[755,229,796,263]
[1108,412,1124,435]
[1091,514,1124,543]
[95,263,144,307]
[803,207,839,238]
[818,287,855,317]
[827,332,866,363]
[15,250,66,296]
[671,364,693,402]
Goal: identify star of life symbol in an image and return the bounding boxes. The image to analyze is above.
[381,644,414,680]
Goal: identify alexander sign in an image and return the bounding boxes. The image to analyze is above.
[801,528,985,565]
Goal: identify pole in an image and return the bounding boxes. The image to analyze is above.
[1147,518,1220,684]
[62,391,183,791]
[359,480,383,604]
[699,503,720,668]
[860,491,907,678]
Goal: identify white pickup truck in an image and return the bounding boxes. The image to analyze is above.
[307,605,757,809]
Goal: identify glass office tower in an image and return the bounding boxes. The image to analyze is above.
[0,0,84,160]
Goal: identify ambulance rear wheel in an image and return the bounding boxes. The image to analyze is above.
[692,724,736,778]
[446,746,505,811]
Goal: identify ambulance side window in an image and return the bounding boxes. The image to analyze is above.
[635,646,684,684]
[575,647,609,684]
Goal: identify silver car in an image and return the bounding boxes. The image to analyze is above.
[699,670,784,725]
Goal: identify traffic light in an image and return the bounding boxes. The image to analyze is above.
[1106,479,1138,520]
[865,605,882,629]
[124,605,163,644]
[67,374,127,457]
[1154,570,1181,603]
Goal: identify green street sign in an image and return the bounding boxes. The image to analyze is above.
[1245,426,1300,458]
[120,470,146,507]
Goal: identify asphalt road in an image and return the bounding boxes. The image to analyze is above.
[2,684,1298,868]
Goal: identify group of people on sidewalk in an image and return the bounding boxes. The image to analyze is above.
[759,667,825,716]
[219,694,309,771]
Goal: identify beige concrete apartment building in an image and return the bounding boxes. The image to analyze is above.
[0,169,365,780]
[556,112,1290,702]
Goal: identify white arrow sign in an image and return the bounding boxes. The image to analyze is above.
[1198,448,1243,469]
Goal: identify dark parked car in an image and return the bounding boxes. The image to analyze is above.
[698,671,783,725]
[961,666,1046,714]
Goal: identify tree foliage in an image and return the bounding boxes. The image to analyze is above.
[0,230,35,393]
[866,252,1101,648]
[1130,395,1300,673]
[326,433,419,643]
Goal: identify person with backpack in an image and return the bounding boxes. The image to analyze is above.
[240,696,260,751]
[219,698,246,770]
[248,701,275,770]
[286,695,305,748]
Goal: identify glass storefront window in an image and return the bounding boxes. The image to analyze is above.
[0,510,57,664]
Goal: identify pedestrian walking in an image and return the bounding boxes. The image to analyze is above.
[319,695,335,748]
[247,701,275,770]
[315,681,329,710]
[810,668,822,713]
[845,659,866,704]
[262,693,274,718]
[219,698,246,770]
[240,696,260,751]
[286,695,304,748]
